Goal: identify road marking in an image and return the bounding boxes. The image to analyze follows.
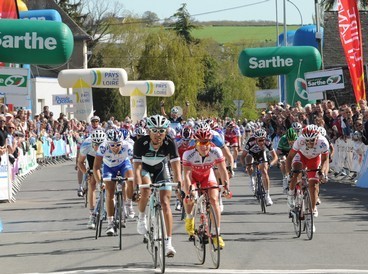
[27,268,368,274]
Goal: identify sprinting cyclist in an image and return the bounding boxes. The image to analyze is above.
[131,126,147,142]
[77,129,106,229]
[182,127,230,249]
[224,121,242,169]
[285,124,329,223]
[277,128,298,194]
[93,129,134,236]
[291,122,303,136]
[133,115,181,257]
[240,128,278,206]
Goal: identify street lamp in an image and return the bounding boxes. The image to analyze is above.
[287,0,303,26]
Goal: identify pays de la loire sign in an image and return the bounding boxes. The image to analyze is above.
[305,68,345,93]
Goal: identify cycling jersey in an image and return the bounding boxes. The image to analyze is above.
[79,137,96,157]
[211,129,225,148]
[96,140,133,168]
[244,136,273,163]
[133,135,180,184]
[224,126,241,147]
[182,146,224,187]
[177,139,196,160]
[291,135,329,159]
[277,135,291,156]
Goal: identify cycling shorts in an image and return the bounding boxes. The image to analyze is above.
[191,168,217,189]
[86,154,95,170]
[103,159,133,181]
[292,152,321,180]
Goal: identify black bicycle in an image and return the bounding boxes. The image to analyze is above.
[94,179,106,240]
[289,169,316,240]
[81,169,93,208]
[249,161,267,213]
[111,172,133,250]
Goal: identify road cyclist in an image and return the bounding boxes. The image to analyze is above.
[77,129,106,229]
[277,128,298,193]
[93,128,134,236]
[285,124,330,232]
[182,126,231,250]
[240,128,278,206]
[132,114,181,257]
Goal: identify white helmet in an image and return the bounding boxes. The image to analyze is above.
[318,126,326,137]
[146,115,170,129]
[91,129,106,144]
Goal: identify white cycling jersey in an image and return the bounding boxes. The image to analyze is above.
[96,140,133,168]
[292,135,329,159]
[79,137,96,157]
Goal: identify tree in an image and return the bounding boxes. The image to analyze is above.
[169,3,198,44]
[321,0,368,10]
[142,11,159,26]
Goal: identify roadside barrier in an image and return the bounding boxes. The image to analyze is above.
[0,137,78,203]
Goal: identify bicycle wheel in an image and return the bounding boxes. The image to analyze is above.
[208,204,220,269]
[257,176,267,213]
[146,210,156,267]
[155,208,166,274]
[303,189,314,240]
[193,203,206,265]
[84,177,89,208]
[117,193,124,250]
[291,207,301,238]
[95,190,105,239]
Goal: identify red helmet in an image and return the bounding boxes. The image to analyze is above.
[194,128,213,141]
[302,124,319,140]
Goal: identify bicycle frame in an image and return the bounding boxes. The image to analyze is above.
[139,181,177,274]
[250,161,267,213]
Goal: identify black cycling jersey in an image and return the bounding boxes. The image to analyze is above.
[133,135,180,183]
[244,136,273,163]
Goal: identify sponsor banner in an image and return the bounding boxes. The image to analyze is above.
[256,89,279,109]
[0,0,19,19]
[305,69,345,93]
[120,80,175,97]
[72,79,93,121]
[0,19,73,65]
[52,94,76,105]
[19,9,62,22]
[338,0,366,101]
[0,67,28,95]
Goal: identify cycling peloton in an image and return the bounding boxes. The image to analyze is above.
[133,114,181,257]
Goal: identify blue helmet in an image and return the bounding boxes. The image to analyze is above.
[119,128,130,140]
[106,129,122,142]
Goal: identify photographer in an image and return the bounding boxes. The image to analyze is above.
[6,122,24,165]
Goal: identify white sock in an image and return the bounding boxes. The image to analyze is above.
[217,227,221,235]
[165,236,172,246]
[126,199,132,206]
[288,189,295,196]
[138,211,146,220]
[186,214,193,219]
[107,216,114,225]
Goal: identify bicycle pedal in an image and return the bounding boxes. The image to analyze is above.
[188,235,195,242]
[143,235,148,243]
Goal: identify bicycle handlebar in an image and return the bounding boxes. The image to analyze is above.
[106,176,134,182]
[291,168,321,174]
[139,182,179,189]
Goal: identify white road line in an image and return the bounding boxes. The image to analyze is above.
[26,268,368,274]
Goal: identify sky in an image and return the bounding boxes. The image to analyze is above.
[118,0,317,25]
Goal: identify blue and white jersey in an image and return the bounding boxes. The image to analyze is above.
[211,129,225,148]
[96,140,133,168]
[79,137,96,157]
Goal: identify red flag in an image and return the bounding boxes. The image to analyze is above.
[0,0,19,19]
[338,0,366,102]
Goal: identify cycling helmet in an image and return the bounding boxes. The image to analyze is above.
[318,126,327,137]
[285,128,297,141]
[106,129,123,142]
[244,124,252,132]
[134,127,147,136]
[302,124,319,140]
[90,115,100,122]
[146,115,170,129]
[291,122,302,131]
[225,121,235,128]
[254,128,267,139]
[181,127,193,140]
[352,131,362,141]
[194,128,213,141]
[91,129,106,144]
[186,119,195,128]
[194,121,211,132]
[119,128,130,139]
[171,107,179,114]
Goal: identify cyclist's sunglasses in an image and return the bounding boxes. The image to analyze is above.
[91,120,99,123]
[305,139,316,143]
[151,128,166,134]
[109,142,122,148]
[92,142,102,146]
[257,139,265,143]
[197,140,211,146]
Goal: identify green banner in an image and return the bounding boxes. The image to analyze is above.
[0,19,74,65]
[238,46,322,106]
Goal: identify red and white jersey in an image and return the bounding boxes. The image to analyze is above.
[182,146,225,178]
[291,135,329,159]
[224,125,241,139]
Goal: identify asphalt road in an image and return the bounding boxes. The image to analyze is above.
[1,162,368,274]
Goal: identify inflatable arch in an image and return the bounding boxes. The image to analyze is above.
[238,46,322,106]
[58,68,175,122]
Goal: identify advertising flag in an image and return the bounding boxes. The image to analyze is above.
[0,0,19,19]
[338,0,366,101]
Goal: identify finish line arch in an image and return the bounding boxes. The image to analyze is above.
[238,46,322,106]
